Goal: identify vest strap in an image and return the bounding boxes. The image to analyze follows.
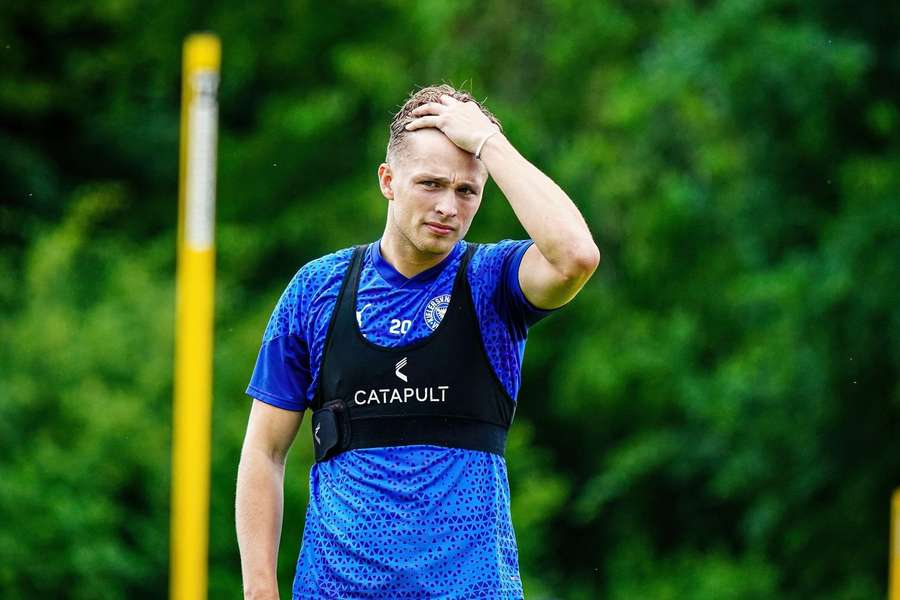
[312,400,508,462]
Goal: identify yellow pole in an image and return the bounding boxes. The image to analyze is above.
[170,33,220,600]
[891,489,900,600]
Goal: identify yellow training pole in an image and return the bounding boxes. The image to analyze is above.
[170,33,220,600]
[891,489,900,600]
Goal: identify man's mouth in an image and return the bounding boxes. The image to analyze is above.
[424,222,455,236]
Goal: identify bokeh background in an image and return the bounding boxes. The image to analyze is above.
[2,0,899,598]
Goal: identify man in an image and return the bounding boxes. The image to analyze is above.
[236,84,599,599]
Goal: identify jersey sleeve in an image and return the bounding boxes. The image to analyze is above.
[245,269,312,412]
[472,239,556,340]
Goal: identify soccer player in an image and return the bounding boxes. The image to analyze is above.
[236,84,600,599]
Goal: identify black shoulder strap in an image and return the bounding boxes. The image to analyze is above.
[312,244,366,410]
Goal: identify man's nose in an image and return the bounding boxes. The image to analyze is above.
[434,192,458,218]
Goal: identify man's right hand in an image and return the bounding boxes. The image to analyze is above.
[235,399,305,600]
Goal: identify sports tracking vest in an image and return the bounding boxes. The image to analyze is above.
[310,243,517,462]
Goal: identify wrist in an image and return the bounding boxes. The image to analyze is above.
[242,572,279,600]
[474,130,502,160]
[475,131,509,162]
[243,584,279,600]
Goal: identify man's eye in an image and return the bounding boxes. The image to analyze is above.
[459,188,473,195]
[421,181,437,188]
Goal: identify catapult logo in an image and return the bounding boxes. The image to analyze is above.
[395,357,408,382]
[353,356,450,406]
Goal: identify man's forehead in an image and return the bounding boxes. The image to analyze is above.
[407,157,477,174]
[398,132,487,180]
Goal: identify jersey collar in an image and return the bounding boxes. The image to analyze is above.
[369,239,466,289]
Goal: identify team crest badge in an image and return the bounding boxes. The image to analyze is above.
[424,294,451,331]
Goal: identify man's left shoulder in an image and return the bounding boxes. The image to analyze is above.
[466,239,555,329]
[466,239,532,284]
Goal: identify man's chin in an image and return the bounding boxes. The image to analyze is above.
[417,234,457,255]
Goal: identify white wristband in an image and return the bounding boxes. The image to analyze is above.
[474,130,500,160]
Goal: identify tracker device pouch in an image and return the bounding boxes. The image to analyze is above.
[311,399,350,462]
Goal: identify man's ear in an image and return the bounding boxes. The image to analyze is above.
[377,163,394,200]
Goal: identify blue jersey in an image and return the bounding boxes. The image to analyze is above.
[247,239,552,599]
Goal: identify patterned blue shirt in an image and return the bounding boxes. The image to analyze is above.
[247,239,552,599]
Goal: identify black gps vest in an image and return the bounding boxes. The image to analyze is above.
[310,243,517,462]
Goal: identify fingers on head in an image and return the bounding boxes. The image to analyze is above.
[413,102,444,116]
[406,115,441,130]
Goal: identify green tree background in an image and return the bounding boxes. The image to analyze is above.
[1,1,898,598]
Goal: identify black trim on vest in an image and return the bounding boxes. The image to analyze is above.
[310,242,516,462]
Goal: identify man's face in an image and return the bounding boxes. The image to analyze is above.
[378,128,488,256]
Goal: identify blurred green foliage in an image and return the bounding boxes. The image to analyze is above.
[1,0,898,598]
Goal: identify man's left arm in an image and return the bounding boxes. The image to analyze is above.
[477,132,600,310]
[407,94,600,310]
